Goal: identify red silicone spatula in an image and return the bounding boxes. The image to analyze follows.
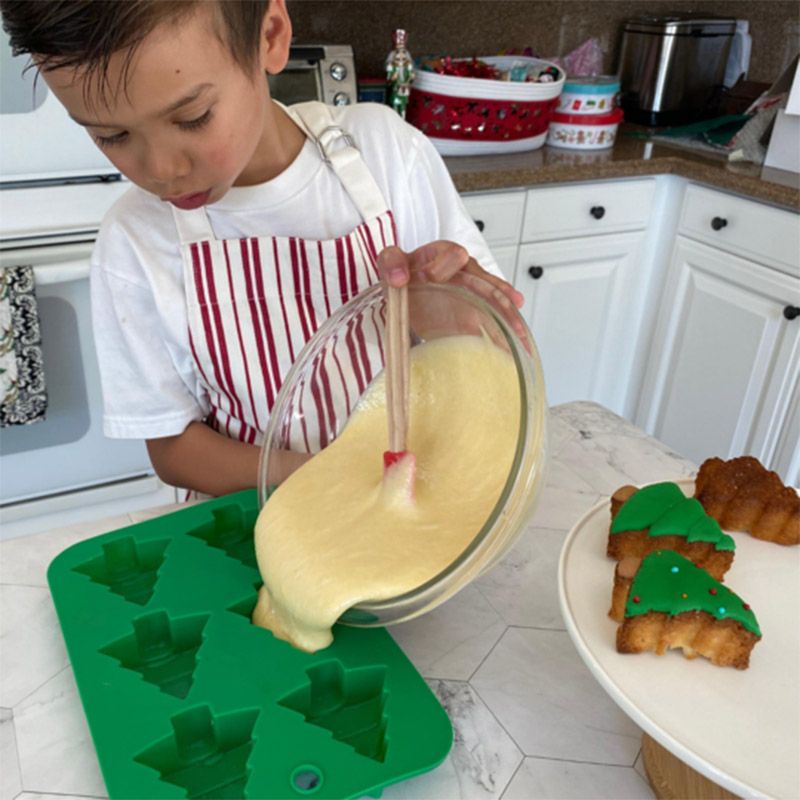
[383,283,416,503]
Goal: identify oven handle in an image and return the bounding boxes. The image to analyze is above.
[33,260,90,285]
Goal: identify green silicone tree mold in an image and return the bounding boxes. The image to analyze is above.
[47,490,453,799]
[100,610,209,700]
[280,662,389,763]
[73,536,169,606]
[134,705,259,798]
[187,504,259,569]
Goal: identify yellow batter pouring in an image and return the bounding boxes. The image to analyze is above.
[252,334,520,652]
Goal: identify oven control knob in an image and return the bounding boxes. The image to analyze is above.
[330,62,348,81]
[333,92,351,106]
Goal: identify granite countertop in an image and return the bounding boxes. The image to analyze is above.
[0,400,713,800]
[446,125,800,210]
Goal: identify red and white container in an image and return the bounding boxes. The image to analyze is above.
[546,107,624,150]
[407,56,565,156]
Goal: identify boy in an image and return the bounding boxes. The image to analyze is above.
[1,0,523,495]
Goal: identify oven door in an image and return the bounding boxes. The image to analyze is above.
[0,241,176,537]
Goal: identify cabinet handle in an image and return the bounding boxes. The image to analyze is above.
[528,266,544,279]
[784,305,800,321]
[711,216,728,231]
[474,219,485,232]
[590,206,605,220]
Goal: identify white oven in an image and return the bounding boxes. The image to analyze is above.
[0,34,176,539]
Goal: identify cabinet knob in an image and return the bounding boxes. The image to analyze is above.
[474,219,485,232]
[784,305,800,321]
[590,206,605,220]
[711,216,728,231]
[528,266,544,279]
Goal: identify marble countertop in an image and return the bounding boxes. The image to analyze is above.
[0,401,705,800]
[446,126,800,210]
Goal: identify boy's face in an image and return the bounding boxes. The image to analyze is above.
[42,2,295,208]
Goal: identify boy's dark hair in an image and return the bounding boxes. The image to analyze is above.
[0,0,270,100]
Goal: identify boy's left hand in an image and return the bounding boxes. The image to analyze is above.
[377,242,527,339]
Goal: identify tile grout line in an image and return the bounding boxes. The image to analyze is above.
[7,708,24,800]
[9,662,72,711]
[466,621,508,684]
[507,623,568,633]
[498,751,526,800]
[469,680,528,761]
[0,581,50,589]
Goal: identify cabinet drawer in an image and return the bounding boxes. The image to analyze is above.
[522,179,655,241]
[679,184,800,274]
[461,191,525,247]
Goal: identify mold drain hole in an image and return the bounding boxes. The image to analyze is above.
[291,765,323,794]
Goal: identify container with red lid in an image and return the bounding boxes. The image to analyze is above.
[547,107,624,150]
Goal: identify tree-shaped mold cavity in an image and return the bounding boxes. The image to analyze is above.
[100,610,209,699]
[187,505,258,570]
[134,705,259,799]
[226,582,263,620]
[279,661,389,763]
[73,536,169,606]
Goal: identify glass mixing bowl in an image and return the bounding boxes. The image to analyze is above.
[257,277,548,628]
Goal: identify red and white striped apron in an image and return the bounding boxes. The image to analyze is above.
[171,102,396,452]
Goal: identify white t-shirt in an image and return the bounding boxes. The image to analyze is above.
[91,102,500,440]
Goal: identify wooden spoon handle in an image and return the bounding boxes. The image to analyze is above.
[385,284,410,453]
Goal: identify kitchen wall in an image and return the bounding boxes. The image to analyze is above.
[288,0,800,84]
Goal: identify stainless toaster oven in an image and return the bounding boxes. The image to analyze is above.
[268,44,357,107]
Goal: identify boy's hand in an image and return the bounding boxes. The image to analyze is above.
[377,242,528,341]
[378,242,523,303]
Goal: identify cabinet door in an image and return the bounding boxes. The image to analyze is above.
[637,237,800,476]
[516,231,646,413]
[491,244,518,283]
[461,191,525,248]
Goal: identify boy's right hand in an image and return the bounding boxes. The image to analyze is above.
[377,243,529,344]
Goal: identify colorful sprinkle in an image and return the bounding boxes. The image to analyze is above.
[681,592,688,599]
[718,607,726,615]
[633,595,641,604]
[709,588,717,596]
[743,603,751,610]
[671,566,679,573]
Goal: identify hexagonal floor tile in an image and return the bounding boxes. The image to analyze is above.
[471,627,641,765]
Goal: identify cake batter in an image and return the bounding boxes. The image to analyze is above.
[252,334,520,652]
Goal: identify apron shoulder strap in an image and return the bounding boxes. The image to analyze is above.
[171,101,393,244]
[287,101,390,222]
[171,206,215,245]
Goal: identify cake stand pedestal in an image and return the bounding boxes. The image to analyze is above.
[641,734,740,800]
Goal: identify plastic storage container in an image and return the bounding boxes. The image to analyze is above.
[407,56,564,156]
[259,279,548,628]
[557,75,620,114]
[547,107,624,149]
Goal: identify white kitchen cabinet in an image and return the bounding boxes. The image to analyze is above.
[517,231,648,411]
[461,189,525,283]
[637,236,800,482]
[490,244,519,284]
[514,178,658,414]
[461,177,799,482]
[678,184,799,276]
[521,178,656,241]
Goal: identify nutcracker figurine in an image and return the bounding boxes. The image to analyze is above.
[385,28,415,119]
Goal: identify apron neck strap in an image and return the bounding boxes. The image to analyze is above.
[285,101,390,222]
[172,101,391,244]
